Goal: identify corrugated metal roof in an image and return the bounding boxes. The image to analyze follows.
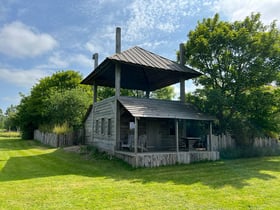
[81,46,201,91]
[118,96,215,121]
[109,46,198,74]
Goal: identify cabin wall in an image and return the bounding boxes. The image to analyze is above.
[84,108,93,144]
[89,97,116,154]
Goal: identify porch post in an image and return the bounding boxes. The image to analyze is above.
[93,83,97,103]
[134,117,139,166]
[92,53,98,103]
[114,27,121,152]
[209,121,213,151]
[175,119,180,162]
[179,43,185,103]
[115,27,121,99]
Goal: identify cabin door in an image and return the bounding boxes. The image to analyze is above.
[147,119,161,150]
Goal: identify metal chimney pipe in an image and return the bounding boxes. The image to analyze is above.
[116,27,121,54]
[92,53,98,69]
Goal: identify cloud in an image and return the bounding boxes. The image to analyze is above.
[48,51,93,69]
[123,0,202,42]
[0,21,58,58]
[213,0,280,26]
[0,68,50,88]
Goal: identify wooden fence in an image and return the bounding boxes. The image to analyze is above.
[34,129,84,147]
[210,134,279,151]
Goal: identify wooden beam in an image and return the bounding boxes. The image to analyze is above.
[134,118,138,154]
[180,79,185,103]
[115,63,121,98]
[179,43,185,103]
[209,121,213,151]
[115,27,121,98]
[93,83,97,103]
[145,90,150,98]
[175,119,179,162]
[92,53,98,104]
[134,117,138,167]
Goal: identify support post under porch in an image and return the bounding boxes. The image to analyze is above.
[134,117,139,166]
[209,121,213,151]
[175,119,179,162]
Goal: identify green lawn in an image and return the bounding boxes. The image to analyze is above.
[0,137,280,209]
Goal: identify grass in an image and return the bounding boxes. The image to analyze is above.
[0,130,20,138]
[0,138,280,209]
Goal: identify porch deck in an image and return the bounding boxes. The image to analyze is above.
[115,150,219,167]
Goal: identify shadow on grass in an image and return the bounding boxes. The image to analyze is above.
[0,138,50,151]
[1,139,280,189]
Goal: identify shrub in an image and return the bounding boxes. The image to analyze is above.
[52,122,73,135]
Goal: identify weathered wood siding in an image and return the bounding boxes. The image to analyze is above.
[90,97,115,154]
[210,134,279,151]
[115,151,219,167]
[34,129,78,147]
[84,107,93,144]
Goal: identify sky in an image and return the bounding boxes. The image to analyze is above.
[0,0,280,112]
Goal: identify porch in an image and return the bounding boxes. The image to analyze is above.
[115,150,219,167]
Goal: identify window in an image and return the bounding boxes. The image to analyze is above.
[107,119,112,136]
[95,120,98,134]
[169,120,175,135]
[101,118,105,135]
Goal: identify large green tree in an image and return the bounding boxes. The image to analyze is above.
[183,13,280,144]
[45,88,91,128]
[16,70,92,139]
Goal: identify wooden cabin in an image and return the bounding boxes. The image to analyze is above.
[82,28,219,167]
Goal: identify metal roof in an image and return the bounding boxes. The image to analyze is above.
[81,46,201,91]
[118,96,215,121]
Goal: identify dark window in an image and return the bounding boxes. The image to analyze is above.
[101,118,105,135]
[95,120,98,134]
[107,119,111,136]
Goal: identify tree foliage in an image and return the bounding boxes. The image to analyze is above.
[4,105,18,131]
[96,86,175,101]
[16,70,92,139]
[184,13,280,144]
[0,109,4,129]
[45,88,91,128]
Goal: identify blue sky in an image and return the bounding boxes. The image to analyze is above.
[0,0,279,112]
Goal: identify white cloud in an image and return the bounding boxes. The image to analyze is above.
[69,54,93,68]
[0,21,58,58]
[48,51,93,69]
[124,0,201,42]
[48,52,69,68]
[213,0,280,26]
[0,68,49,88]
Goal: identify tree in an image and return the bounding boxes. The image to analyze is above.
[4,105,18,131]
[183,13,280,144]
[151,86,175,100]
[45,88,91,128]
[0,109,4,129]
[16,70,92,139]
[97,86,175,101]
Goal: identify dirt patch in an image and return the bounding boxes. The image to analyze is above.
[63,145,81,153]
